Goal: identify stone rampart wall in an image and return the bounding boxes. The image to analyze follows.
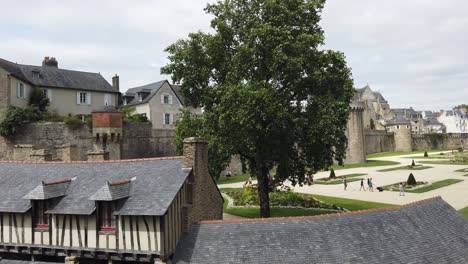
[365,129,394,154]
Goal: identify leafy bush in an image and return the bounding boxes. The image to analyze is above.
[329,168,336,179]
[28,87,49,113]
[407,173,417,186]
[0,106,41,137]
[122,107,149,123]
[424,151,428,157]
[64,115,84,129]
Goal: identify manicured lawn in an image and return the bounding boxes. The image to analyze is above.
[367,150,441,158]
[216,174,256,185]
[406,156,450,159]
[315,173,367,185]
[459,207,468,218]
[419,161,468,166]
[377,166,433,172]
[384,179,464,193]
[221,188,395,218]
[311,194,395,211]
[332,160,400,170]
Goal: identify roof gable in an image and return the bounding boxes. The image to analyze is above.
[123,80,184,107]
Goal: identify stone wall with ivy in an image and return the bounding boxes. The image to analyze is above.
[365,129,395,154]
[412,134,468,151]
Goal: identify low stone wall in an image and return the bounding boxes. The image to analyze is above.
[412,134,468,151]
[0,122,177,161]
[365,129,394,154]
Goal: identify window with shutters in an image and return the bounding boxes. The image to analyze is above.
[98,202,116,232]
[163,95,170,104]
[17,83,25,98]
[77,92,90,105]
[164,113,171,125]
[33,200,48,229]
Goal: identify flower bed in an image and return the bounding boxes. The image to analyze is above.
[225,186,341,211]
[383,181,428,191]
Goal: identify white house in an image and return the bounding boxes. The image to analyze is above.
[437,110,466,133]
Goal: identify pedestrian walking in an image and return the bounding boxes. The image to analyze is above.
[343,177,348,191]
[369,178,374,192]
[399,183,405,196]
[360,179,365,191]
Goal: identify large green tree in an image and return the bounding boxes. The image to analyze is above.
[162,0,354,217]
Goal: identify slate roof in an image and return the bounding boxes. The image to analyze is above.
[0,260,62,264]
[89,179,132,201]
[173,197,468,264]
[0,158,190,216]
[123,80,183,107]
[22,179,72,200]
[0,58,117,93]
[386,116,410,125]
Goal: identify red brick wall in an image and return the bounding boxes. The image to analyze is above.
[92,112,123,128]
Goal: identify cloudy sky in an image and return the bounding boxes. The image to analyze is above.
[1,0,466,110]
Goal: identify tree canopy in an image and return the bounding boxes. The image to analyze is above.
[162,0,354,217]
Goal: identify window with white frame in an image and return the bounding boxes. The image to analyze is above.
[77,92,90,105]
[161,94,172,105]
[396,125,400,129]
[164,113,172,125]
[17,83,25,98]
[104,94,112,106]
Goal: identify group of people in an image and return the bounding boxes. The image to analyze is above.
[359,178,374,191]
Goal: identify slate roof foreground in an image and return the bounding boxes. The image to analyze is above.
[173,197,468,264]
[0,260,62,264]
[0,157,189,216]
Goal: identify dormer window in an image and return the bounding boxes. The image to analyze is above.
[32,70,40,78]
[33,200,48,229]
[98,202,116,232]
[138,93,143,102]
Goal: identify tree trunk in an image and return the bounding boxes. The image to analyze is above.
[257,164,270,218]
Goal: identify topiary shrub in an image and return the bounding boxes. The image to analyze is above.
[411,159,416,167]
[329,168,336,179]
[407,173,417,186]
[424,151,428,157]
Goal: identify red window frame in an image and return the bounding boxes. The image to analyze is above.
[99,202,116,232]
[33,200,48,229]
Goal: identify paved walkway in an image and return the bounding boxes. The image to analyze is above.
[219,152,468,210]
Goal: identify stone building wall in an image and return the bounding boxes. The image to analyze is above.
[365,129,395,154]
[121,123,177,159]
[344,104,367,164]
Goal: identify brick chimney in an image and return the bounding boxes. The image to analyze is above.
[183,137,223,226]
[42,56,58,68]
[112,74,120,92]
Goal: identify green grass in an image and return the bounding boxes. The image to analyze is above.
[419,161,468,166]
[221,188,395,218]
[311,194,395,211]
[459,207,468,218]
[315,173,367,185]
[386,179,463,193]
[405,156,450,159]
[216,174,256,185]
[377,166,433,172]
[332,160,400,170]
[367,150,441,158]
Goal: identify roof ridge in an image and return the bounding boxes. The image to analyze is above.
[199,196,443,225]
[14,60,104,76]
[0,156,184,165]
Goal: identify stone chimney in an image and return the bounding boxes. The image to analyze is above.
[183,137,223,226]
[42,56,58,68]
[112,74,120,92]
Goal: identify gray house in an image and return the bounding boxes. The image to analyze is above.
[0,57,120,119]
[121,81,200,129]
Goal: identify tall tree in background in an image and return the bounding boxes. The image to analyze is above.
[162,0,354,217]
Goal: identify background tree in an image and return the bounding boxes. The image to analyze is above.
[162,0,354,217]
[174,110,232,179]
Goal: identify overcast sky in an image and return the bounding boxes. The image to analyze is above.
[1,0,466,110]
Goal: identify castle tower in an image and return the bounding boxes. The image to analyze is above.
[344,101,367,164]
[91,106,123,160]
[392,122,413,152]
